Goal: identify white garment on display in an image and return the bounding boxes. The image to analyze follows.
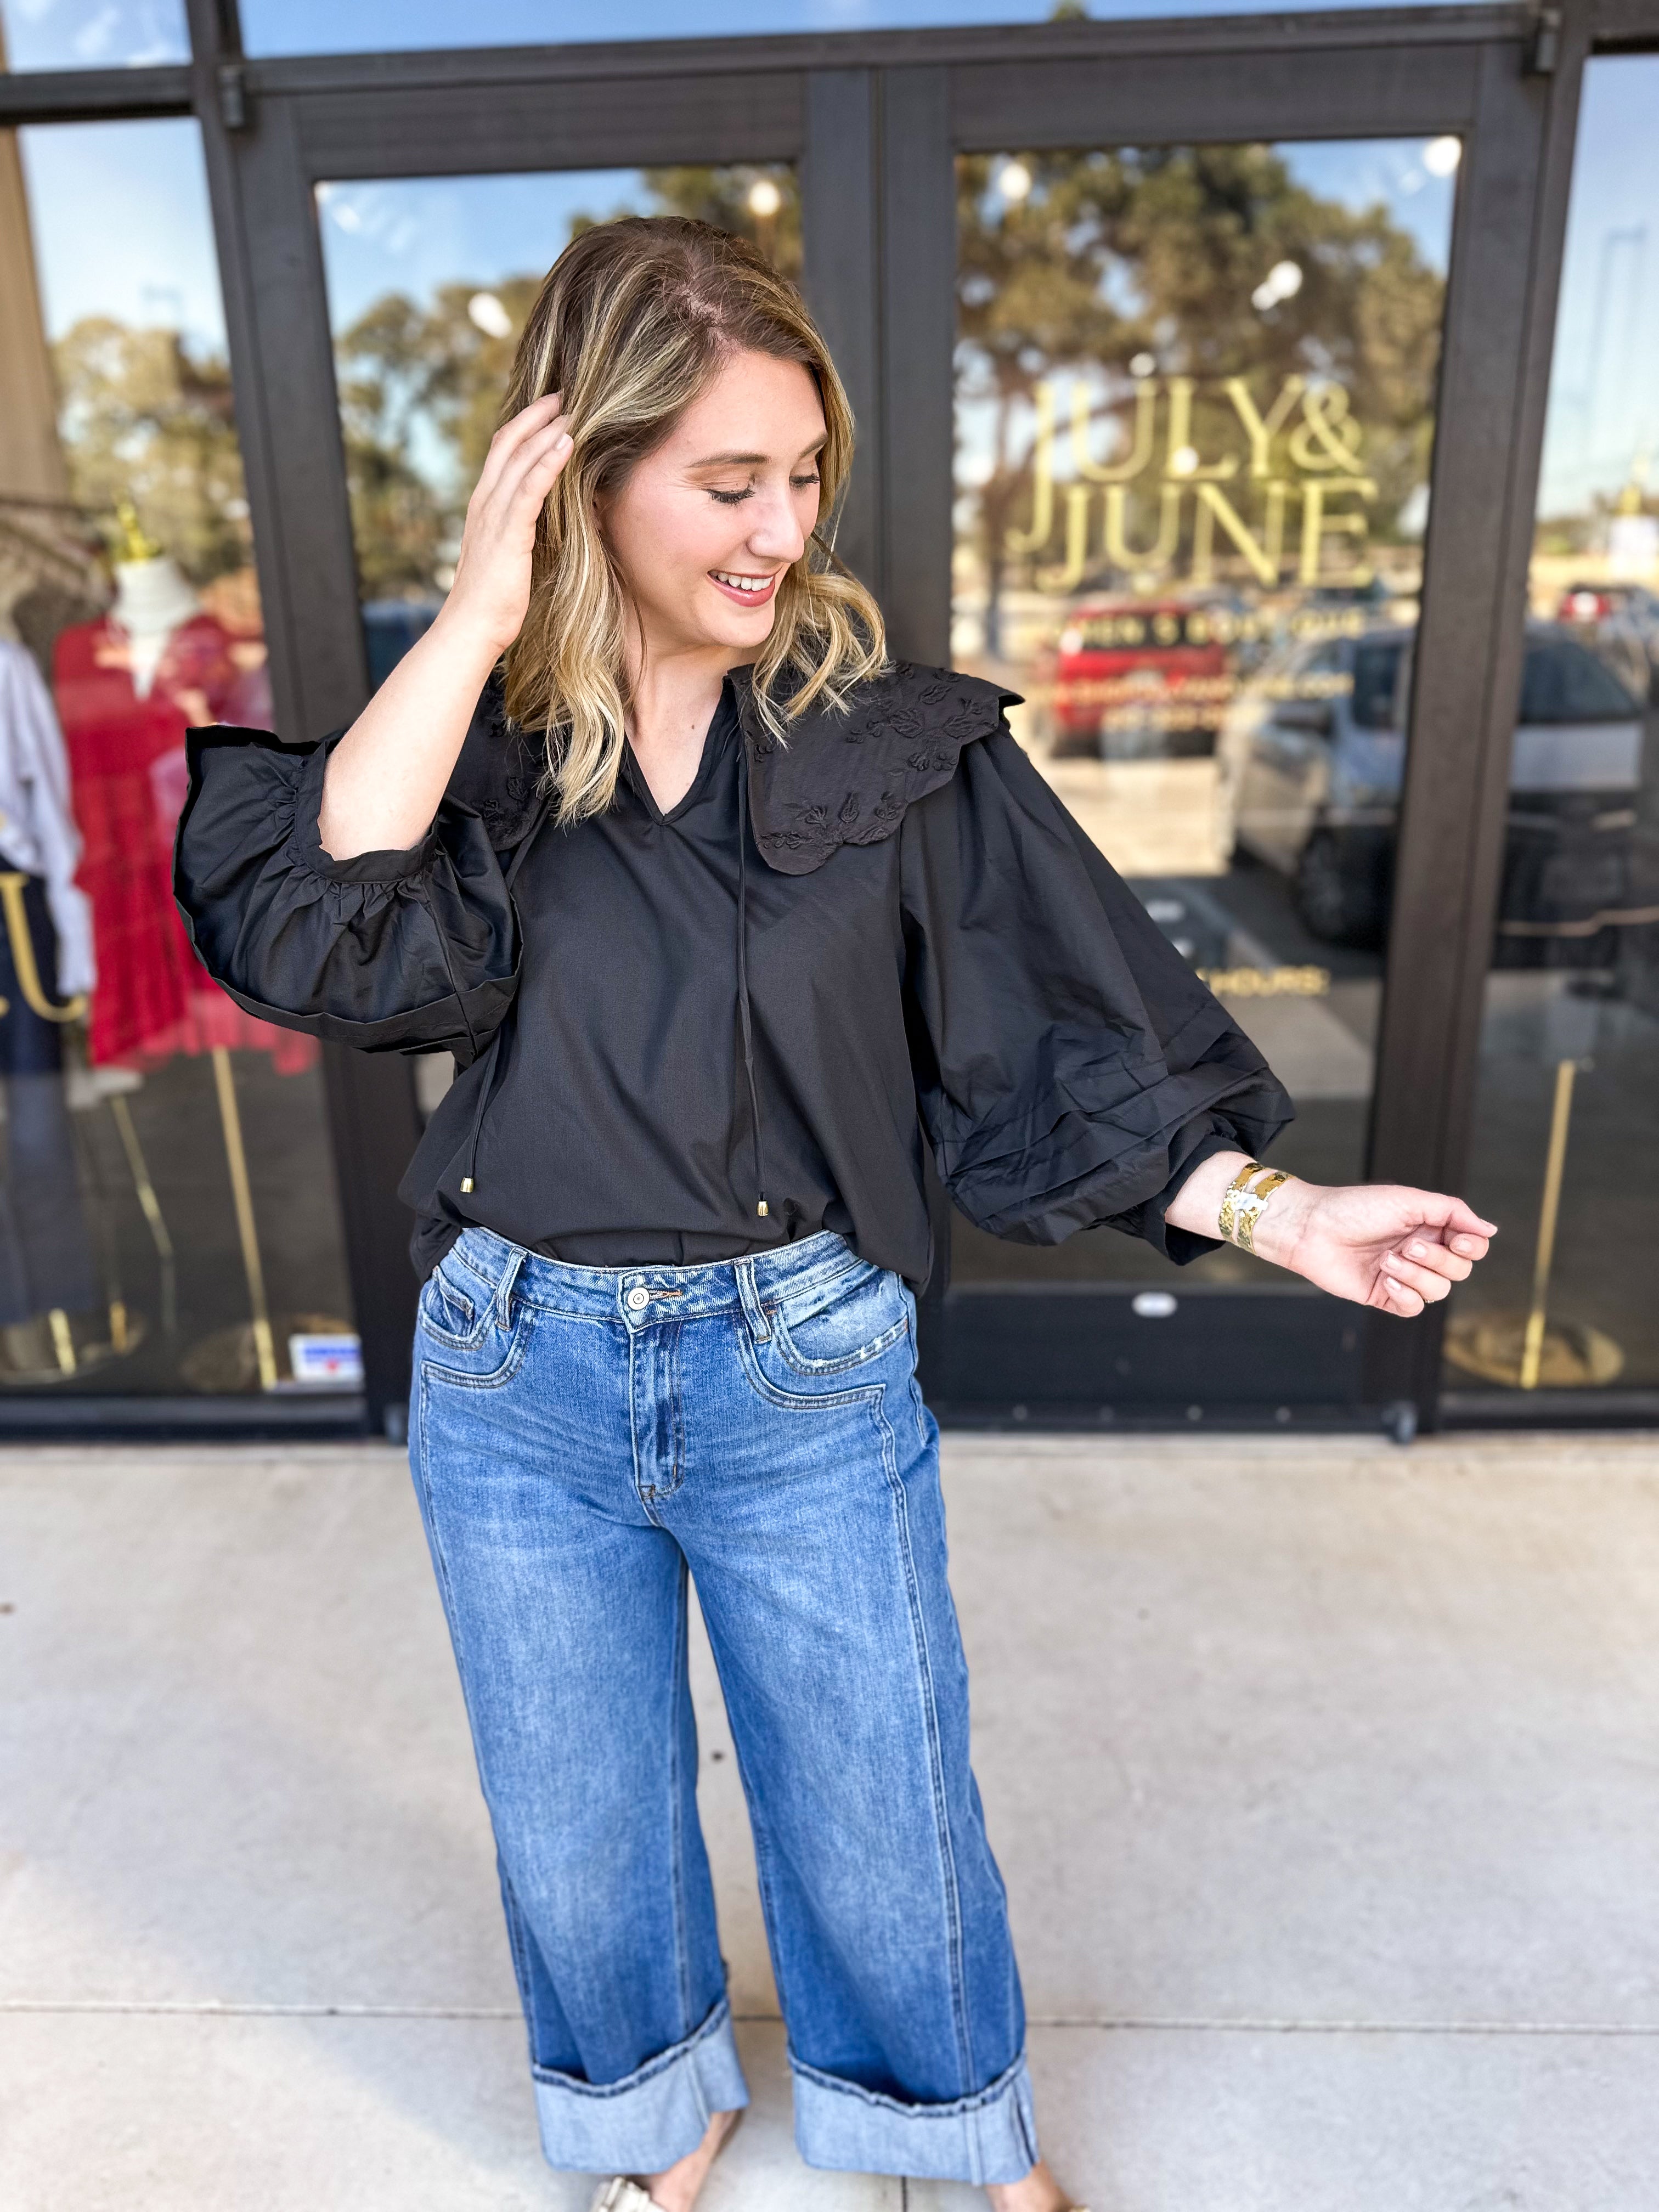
[0,640,97,997]
[111,556,201,699]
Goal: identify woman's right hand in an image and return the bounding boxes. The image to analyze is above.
[444,392,575,654]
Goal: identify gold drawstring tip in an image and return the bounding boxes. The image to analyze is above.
[756,1200,769,1218]
[460,1177,475,1194]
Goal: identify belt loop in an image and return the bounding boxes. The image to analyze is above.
[495,1244,523,1329]
[734,1256,771,1343]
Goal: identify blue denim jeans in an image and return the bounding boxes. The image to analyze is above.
[408,1224,1036,2185]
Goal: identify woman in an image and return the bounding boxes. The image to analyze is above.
[177,219,1494,2212]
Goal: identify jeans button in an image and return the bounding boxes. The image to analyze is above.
[625,1286,650,1312]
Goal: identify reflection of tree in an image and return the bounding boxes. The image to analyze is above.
[335,275,544,597]
[637,166,801,280]
[334,168,798,600]
[957,145,1446,651]
[50,318,250,579]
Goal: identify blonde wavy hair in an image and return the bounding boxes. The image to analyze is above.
[499,216,888,825]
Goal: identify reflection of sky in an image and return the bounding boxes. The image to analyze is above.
[317,172,653,335]
[18,119,226,353]
[237,0,1493,50]
[1537,56,1659,522]
[0,0,186,69]
[1278,139,1455,279]
[0,0,1499,61]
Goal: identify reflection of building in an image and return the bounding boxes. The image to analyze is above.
[1,9,1658,1434]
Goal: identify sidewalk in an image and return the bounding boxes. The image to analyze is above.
[3,1430,1657,2210]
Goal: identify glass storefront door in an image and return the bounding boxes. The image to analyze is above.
[936,136,1459,1417]
[312,162,799,1130]
[1446,54,1659,1409]
[112,4,1582,1431]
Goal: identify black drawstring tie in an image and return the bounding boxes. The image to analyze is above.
[442,801,546,1198]
[438,736,769,1224]
[735,743,769,1221]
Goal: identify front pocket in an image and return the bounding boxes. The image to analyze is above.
[417,1263,489,1351]
[769,1261,911,1378]
[420,1302,532,1391]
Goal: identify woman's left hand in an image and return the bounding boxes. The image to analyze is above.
[1251,1178,1497,1317]
[1164,1152,1497,1317]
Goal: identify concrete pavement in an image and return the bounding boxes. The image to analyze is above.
[3,1431,1657,2209]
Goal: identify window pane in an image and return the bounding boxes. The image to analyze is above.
[0,117,359,1396]
[1447,55,1659,1398]
[0,2,187,70]
[951,138,1455,1289]
[242,0,1498,54]
[318,164,797,669]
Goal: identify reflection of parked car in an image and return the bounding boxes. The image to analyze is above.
[1045,594,1265,759]
[1218,623,1646,951]
[1557,580,1659,705]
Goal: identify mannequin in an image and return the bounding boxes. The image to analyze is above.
[53,506,318,1390]
[110,543,206,706]
[53,504,314,1074]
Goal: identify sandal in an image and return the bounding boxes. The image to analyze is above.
[586,2107,745,2212]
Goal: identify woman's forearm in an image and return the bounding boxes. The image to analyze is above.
[1164,1150,1252,1243]
[1164,1146,1494,1317]
[1164,1149,1314,1270]
[316,603,504,861]
[317,392,575,861]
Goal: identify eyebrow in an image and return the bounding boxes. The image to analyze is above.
[688,438,827,468]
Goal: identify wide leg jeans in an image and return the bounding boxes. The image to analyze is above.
[408,1226,1036,2183]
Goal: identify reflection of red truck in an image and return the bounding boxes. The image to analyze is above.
[1046,595,1265,758]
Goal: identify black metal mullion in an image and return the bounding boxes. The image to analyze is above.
[0,67,191,121]
[877,66,954,668]
[1364,21,1590,1422]
[803,69,882,603]
[226,6,1532,98]
[183,1,421,1434]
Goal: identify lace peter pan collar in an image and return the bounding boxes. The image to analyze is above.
[453,658,1022,872]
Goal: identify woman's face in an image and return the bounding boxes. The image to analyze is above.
[602,347,827,662]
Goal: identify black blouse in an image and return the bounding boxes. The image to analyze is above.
[174,658,1293,1286]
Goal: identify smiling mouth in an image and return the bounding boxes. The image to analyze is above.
[710,569,778,599]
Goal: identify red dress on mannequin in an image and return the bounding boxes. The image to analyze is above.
[53,612,317,1075]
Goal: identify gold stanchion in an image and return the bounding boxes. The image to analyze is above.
[47,1307,75,1375]
[210,1046,278,1391]
[1444,1046,1623,1390]
[109,1092,176,1335]
[1519,1058,1575,1391]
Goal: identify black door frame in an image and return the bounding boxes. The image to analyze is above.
[889,9,1592,1427]
[4,0,1649,1434]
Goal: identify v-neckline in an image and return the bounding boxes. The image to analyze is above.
[627,684,736,827]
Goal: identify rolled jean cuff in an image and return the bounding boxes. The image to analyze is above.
[532,1994,749,2174]
[791,2047,1039,2183]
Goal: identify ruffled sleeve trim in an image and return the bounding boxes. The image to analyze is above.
[284,732,442,885]
[176,722,522,1064]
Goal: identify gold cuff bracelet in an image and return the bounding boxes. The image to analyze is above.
[1217,1159,1292,1255]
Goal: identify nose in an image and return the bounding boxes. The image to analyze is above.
[744,481,809,567]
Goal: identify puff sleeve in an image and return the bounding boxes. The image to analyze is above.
[174,714,527,1069]
[900,726,1294,1261]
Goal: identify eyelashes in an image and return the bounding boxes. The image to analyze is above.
[708,474,822,507]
